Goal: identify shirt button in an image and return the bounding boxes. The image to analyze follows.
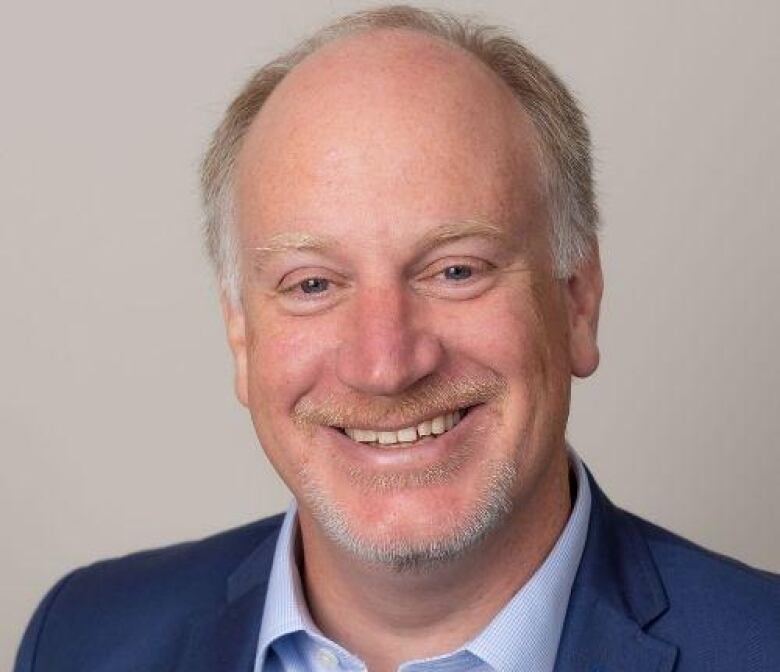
[316,648,340,669]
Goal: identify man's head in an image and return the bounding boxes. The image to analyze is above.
[202,5,603,570]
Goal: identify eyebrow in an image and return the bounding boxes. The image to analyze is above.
[415,219,512,256]
[247,231,338,270]
[246,219,514,270]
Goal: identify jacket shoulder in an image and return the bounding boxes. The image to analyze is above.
[14,514,284,672]
[627,511,780,667]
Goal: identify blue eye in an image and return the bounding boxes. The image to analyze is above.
[300,278,330,294]
[443,264,473,281]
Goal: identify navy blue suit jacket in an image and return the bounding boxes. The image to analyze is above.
[15,471,780,671]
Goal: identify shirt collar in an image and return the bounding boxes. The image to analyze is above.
[465,449,591,671]
[255,499,313,666]
[255,448,591,672]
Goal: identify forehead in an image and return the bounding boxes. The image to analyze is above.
[235,29,545,247]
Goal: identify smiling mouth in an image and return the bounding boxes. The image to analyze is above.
[336,406,474,448]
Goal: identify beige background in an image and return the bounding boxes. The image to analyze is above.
[2,0,779,667]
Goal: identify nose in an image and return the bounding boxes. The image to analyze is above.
[335,285,444,396]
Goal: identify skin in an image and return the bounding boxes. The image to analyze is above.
[223,29,603,672]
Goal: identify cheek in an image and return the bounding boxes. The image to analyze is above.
[245,310,335,414]
[441,288,548,378]
[444,285,571,431]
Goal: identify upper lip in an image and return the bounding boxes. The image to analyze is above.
[331,405,474,432]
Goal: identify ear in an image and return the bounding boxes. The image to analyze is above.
[564,249,603,379]
[220,292,249,407]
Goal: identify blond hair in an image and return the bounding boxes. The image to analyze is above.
[201,4,598,303]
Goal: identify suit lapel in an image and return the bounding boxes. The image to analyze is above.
[553,589,678,672]
[554,471,678,672]
[173,529,280,672]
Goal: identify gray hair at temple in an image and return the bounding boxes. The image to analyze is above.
[201,4,599,305]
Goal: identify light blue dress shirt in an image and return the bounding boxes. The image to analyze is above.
[254,450,591,672]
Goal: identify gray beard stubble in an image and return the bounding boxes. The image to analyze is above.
[298,413,521,572]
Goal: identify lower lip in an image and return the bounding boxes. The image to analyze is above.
[323,406,482,468]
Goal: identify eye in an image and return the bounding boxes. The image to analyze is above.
[275,268,348,315]
[442,264,473,281]
[299,277,330,294]
[278,271,337,297]
[415,257,497,300]
[430,259,489,284]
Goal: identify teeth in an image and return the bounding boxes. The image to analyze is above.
[377,431,398,445]
[345,428,377,442]
[431,415,445,435]
[342,408,469,446]
[397,427,418,442]
[417,419,433,436]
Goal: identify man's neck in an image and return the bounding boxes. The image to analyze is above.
[297,453,573,672]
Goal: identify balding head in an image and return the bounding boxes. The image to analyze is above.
[235,28,544,261]
[201,5,597,304]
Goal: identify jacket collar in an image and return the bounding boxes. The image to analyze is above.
[173,529,280,672]
[553,468,678,672]
[175,468,679,672]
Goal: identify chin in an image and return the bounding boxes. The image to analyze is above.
[298,454,519,572]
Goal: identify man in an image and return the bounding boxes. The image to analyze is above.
[15,5,779,671]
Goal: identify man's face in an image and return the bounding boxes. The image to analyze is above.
[225,31,601,567]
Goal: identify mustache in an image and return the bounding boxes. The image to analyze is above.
[292,373,507,429]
